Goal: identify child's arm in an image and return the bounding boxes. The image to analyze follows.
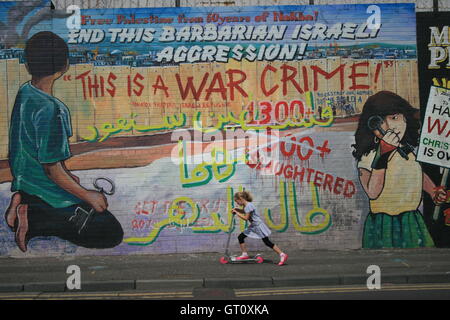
[62,161,80,184]
[232,208,251,221]
[43,161,108,212]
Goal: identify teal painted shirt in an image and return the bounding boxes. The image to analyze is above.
[9,82,82,208]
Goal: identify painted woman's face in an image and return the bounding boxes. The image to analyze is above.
[380,113,407,141]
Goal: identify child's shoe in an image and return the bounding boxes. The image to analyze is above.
[278,253,288,266]
[235,253,249,261]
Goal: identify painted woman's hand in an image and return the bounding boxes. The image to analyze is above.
[433,186,448,205]
[382,129,401,147]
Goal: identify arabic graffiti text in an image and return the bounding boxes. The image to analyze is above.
[124,181,332,246]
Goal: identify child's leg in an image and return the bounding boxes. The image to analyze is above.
[19,192,123,251]
[73,207,123,248]
[262,237,288,264]
[4,192,21,230]
[238,233,249,256]
[272,244,283,255]
[15,204,29,252]
[262,237,278,252]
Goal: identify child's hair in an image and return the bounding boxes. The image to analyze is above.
[352,91,420,161]
[234,191,253,202]
[25,31,69,78]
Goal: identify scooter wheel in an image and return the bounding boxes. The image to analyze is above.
[256,256,264,264]
[219,256,229,264]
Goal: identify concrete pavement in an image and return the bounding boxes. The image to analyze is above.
[1,248,450,293]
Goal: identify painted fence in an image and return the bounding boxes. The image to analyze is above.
[0,57,419,160]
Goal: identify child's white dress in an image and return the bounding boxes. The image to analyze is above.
[242,202,272,239]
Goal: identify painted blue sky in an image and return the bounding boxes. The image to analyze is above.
[0,1,50,37]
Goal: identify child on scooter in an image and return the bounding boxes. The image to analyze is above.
[232,191,288,266]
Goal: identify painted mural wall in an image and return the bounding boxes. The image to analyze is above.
[0,1,448,257]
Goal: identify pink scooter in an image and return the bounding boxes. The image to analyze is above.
[219,215,264,264]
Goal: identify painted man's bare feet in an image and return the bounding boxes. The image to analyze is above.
[4,193,21,231]
[15,204,29,252]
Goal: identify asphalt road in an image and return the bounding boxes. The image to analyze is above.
[2,283,450,300]
[235,283,450,300]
